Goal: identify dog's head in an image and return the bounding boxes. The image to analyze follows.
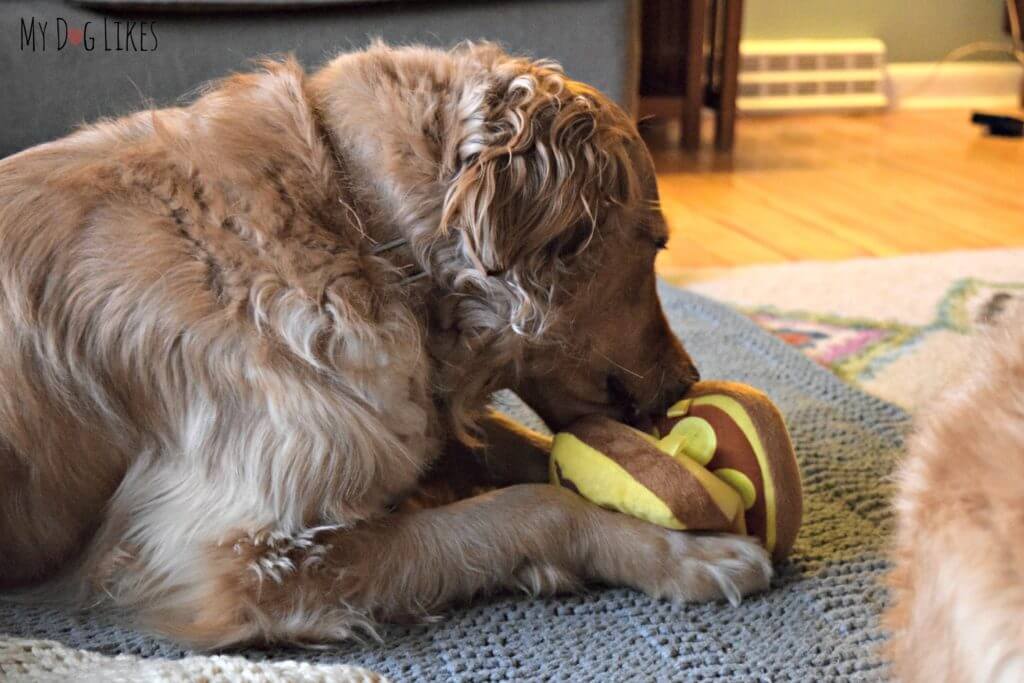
[438,46,699,431]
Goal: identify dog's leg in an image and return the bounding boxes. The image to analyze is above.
[141,484,770,648]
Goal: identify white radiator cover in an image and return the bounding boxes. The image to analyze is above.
[738,39,889,114]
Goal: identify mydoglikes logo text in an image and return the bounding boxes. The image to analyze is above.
[20,17,158,52]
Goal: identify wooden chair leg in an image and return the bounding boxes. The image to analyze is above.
[714,0,743,151]
[1007,0,1024,105]
[682,0,707,152]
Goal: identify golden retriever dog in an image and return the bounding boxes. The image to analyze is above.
[886,307,1024,682]
[0,43,770,648]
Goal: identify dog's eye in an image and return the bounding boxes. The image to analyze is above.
[654,236,669,251]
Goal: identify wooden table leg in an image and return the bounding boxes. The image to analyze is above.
[714,0,743,151]
[681,0,707,151]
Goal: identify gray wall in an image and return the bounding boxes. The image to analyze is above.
[0,0,638,157]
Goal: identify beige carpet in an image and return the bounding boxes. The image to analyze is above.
[0,637,385,682]
[665,248,1024,412]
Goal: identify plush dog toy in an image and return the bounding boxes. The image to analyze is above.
[550,381,802,561]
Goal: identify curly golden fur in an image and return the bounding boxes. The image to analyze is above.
[887,308,1024,682]
[0,43,770,648]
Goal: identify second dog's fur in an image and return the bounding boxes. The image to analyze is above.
[0,43,770,647]
[886,307,1024,682]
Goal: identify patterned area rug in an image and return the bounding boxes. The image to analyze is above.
[671,249,1024,412]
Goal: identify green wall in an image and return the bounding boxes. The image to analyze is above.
[743,0,1010,62]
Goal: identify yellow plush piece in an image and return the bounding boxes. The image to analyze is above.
[550,381,803,561]
[551,428,746,532]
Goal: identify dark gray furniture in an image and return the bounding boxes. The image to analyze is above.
[0,0,639,158]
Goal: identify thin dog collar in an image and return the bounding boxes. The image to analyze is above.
[368,237,429,286]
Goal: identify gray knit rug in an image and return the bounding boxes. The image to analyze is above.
[0,283,907,681]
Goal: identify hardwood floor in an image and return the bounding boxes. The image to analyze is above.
[649,110,1024,276]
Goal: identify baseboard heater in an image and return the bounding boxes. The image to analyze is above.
[738,39,889,114]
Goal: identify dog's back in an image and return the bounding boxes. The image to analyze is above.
[887,309,1024,682]
[0,124,142,587]
[0,60,355,589]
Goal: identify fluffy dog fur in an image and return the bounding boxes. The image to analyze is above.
[886,307,1024,682]
[0,43,770,648]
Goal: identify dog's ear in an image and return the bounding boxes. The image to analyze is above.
[440,66,636,276]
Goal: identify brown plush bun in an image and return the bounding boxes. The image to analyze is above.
[655,381,802,561]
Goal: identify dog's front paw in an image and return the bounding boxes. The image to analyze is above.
[640,532,772,606]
